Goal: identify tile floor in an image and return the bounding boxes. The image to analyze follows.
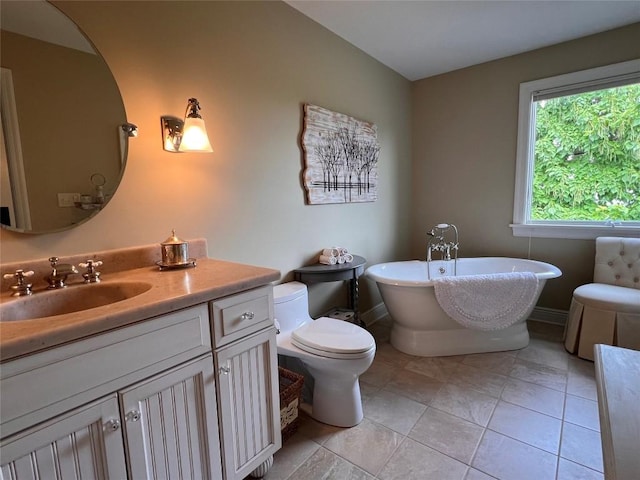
[261,319,603,480]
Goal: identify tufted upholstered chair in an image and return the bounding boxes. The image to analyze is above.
[564,237,640,360]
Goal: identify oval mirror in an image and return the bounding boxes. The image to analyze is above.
[0,0,131,234]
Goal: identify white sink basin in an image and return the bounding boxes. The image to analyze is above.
[0,282,153,321]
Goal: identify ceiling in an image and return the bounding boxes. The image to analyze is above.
[1,0,94,53]
[285,0,640,81]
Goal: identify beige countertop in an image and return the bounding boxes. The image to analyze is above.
[0,241,280,362]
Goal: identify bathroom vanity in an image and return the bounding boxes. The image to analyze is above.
[0,241,281,480]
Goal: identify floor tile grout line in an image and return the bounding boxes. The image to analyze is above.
[283,426,333,480]
[556,422,605,474]
[468,427,496,479]
[364,409,485,474]
[391,352,576,401]
[554,448,562,480]
[554,391,570,480]
[369,421,407,478]
[405,409,480,468]
[497,397,563,422]
[484,391,563,456]
[372,434,409,478]
[402,400,496,470]
[483,424,561,456]
[562,418,601,433]
[325,415,409,478]
[512,354,571,373]
[320,444,374,478]
[370,363,575,434]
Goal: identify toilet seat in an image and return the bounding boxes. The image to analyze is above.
[291,317,375,359]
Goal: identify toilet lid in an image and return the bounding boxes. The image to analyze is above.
[291,317,375,357]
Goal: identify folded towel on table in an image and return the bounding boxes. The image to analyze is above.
[319,255,337,265]
[433,272,539,331]
[322,248,339,257]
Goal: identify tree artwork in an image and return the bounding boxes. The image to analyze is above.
[302,104,380,204]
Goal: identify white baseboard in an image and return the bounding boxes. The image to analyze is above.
[362,303,567,327]
[361,303,388,327]
[528,307,568,326]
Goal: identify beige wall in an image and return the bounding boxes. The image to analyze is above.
[0,1,412,315]
[411,23,640,310]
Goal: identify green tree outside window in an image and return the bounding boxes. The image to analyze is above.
[532,83,640,222]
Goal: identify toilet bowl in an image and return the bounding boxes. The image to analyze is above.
[273,281,376,427]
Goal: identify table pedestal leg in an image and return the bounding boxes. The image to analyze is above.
[348,278,362,326]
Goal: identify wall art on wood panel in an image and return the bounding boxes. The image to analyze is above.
[302,104,380,204]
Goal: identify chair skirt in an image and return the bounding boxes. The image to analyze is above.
[565,298,640,360]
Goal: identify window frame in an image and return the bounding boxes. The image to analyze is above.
[511,59,640,239]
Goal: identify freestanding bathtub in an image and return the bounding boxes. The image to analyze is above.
[365,258,562,356]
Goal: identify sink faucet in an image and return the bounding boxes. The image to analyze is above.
[46,257,78,289]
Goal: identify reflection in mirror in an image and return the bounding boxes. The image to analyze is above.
[0,0,129,234]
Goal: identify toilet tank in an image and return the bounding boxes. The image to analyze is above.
[273,282,313,332]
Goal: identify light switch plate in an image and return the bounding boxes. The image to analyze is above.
[57,193,80,207]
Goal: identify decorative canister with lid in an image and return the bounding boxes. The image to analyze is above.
[160,229,189,266]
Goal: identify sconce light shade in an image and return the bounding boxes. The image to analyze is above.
[161,98,213,153]
[179,117,213,152]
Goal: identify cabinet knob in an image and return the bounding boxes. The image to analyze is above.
[218,366,231,376]
[126,410,141,422]
[105,419,121,431]
[241,311,255,321]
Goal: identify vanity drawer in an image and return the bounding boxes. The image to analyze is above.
[210,285,273,347]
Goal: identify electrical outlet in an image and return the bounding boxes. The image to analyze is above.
[57,193,80,207]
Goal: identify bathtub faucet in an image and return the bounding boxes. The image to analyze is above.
[426,223,459,262]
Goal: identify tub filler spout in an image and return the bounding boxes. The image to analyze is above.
[426,223,459,277]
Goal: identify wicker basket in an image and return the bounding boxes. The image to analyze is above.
[278,367,304,442]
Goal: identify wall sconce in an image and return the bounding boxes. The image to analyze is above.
[161,98,213,153]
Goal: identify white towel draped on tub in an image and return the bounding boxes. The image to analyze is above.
[433,272,539,331]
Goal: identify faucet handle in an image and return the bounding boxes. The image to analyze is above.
[79,260,103,283]
[3,270,34,280]
[4,269,34,296]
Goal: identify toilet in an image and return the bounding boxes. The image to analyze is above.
[273,281,376,427]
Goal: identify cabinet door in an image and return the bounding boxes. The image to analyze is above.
[119,354,223,480]
[0,395,127,480]
[215,327,281,480]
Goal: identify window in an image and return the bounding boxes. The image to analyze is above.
[512,59,640,239]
